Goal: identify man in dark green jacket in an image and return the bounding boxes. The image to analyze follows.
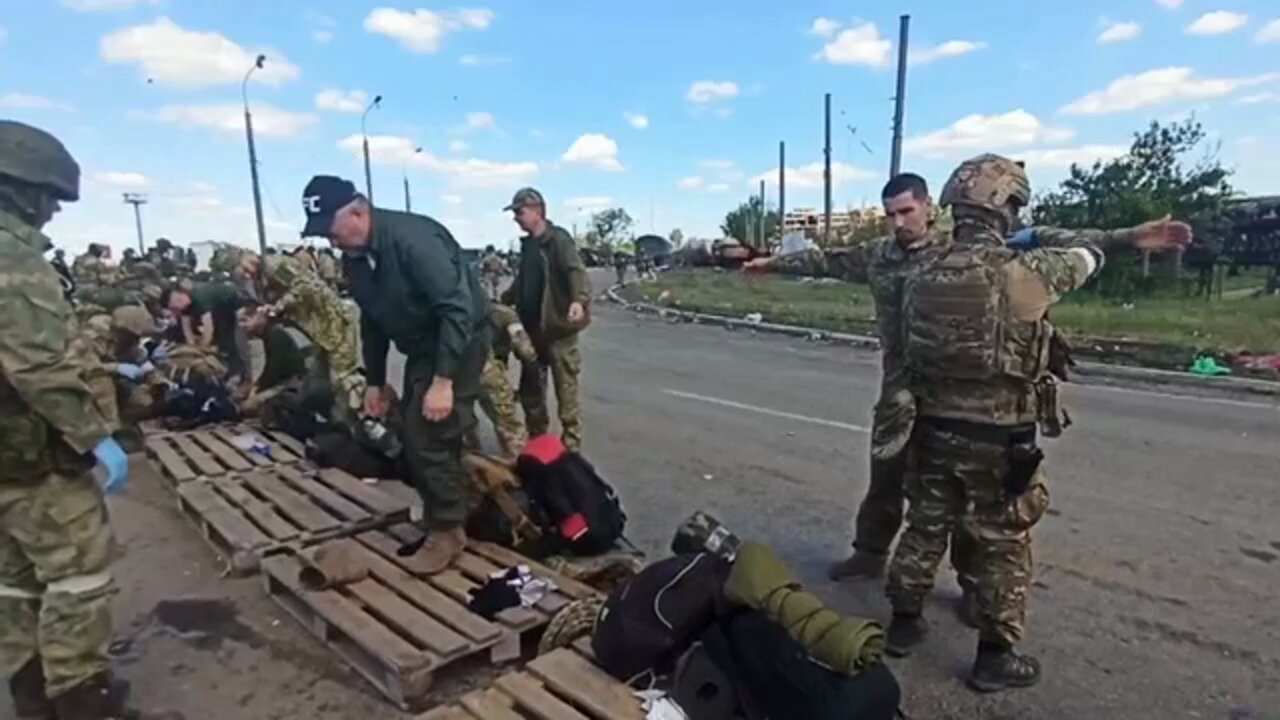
[301,175,488,573]
[500,187,591,451]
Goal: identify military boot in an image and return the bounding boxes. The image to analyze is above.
[9,657,55,720]
[967,642,1042,693]
[414,526,467,576]
[827,551,887,581]
[50,673,183,720]
[884,614,929,657]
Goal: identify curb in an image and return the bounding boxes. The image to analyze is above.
[604,284,1280,400]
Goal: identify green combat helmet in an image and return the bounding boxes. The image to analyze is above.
[671,510,742,562]
[0,119,80,201]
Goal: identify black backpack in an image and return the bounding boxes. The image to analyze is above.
[515,435,626,556]
[591,553,731,681]
[160,377,239,430]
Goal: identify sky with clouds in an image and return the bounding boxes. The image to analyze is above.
[2,0,1278,254]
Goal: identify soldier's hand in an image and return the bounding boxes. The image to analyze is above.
[1132,215,1193,253]
[364,385,391,418]
[92,438,130,494]
[568,302,585,324]
[423,377,454,422]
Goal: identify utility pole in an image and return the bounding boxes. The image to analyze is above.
[778,141,786,243]
[402,146,422,212]
[890,15,910,178]
[361,95,383,205]
[122,193,147,254]
[242,54,268,254]
[823,92,832,248]
[759,179,767,247]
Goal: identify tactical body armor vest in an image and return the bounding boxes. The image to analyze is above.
[903,242,1052,427]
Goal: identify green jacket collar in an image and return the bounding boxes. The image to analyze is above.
[0,209,53,254]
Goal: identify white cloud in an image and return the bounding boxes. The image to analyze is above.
[151,103,318,138]
[625,112,650,129]
[750,162,874,190]
[1061,67,1278,114]
[1098,21,1142,44]
[1015,145,1129,169]
[686,81,739,103]
[707,183,731,193]
[1186,11,1248,36]
[466,111,496,129]
[62,0,158,11]
[0,93,74,111]
[1256,19,1280,44]
[338,134,538,189]
[363,7,495,53]
[92,171,150,189]
[1156,0,1183,8]
[1237,91,1280,104]
[564,196,612,215]
[100,17,300,89]
[909,40,986,65]
[441,194,464,205]
[814,22,891,67]
[905,109,1074,158]
[459,54,510,66]
[811,18,841,39]
[314,88,369,113]
[448,139,470,152]
[312,30,334,44]
[677,176,705,190]
[561,133,623,171]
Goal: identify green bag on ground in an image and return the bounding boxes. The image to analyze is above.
[724,541,885,674]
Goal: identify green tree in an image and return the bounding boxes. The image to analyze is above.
[669,228,684,248]
[588,208,634,250]
[1032,118,1234,298]
[721,196,779,249]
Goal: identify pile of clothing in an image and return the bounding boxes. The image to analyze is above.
[586,513,900,720]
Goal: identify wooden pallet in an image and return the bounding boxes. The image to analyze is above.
[145,423,304,486]
[262,526,597,710]
[175,465,412,574]
[418,646,643,720]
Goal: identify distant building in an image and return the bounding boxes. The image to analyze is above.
[782,206,884,238]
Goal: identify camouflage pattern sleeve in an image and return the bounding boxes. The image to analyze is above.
[1029,226,1134,254]
[490,303,538,364]
[865,237,907,388]
[1015,247,1099,302]
[0,249,112,453]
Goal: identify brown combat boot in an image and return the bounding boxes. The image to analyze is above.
[828,550,887,581]
[51,673,183,720]
[9,657,55,720]
[415,526,467,575]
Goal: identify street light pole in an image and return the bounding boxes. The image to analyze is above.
[242,55,269,255]
[402,146,422,212]
[361,95,383,205]
[123,193,147,253]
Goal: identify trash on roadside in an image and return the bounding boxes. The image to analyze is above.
[1187,355,1231,376]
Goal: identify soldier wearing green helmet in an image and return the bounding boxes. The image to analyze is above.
[0,120,177,719]
[882,153,1193,693]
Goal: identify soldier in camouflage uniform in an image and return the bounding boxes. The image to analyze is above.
[315,247,341,290]
[0,120,176,720]
[830,173,980,618]
[238,253,364,421]
[472,303,537,459]
[480,245,505,301]
[883,154,1192,692]
[71,244,117,291]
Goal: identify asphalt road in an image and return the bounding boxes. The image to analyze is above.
[563,272,1279,719]
[24,269,1274,720]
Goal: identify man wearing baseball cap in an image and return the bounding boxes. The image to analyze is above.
[301,174,490,573]
[500,187,591,451]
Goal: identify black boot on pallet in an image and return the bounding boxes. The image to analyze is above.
[968,641,1042,693]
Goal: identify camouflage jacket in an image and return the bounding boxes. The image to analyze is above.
[0,210,113,479]
[866,227,951,394]
[72,253,118,288]
[261,255,360,376]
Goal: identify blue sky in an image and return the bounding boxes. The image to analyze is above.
[2,0,1278,253]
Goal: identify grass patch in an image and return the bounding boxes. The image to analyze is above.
[642,269,1280,357]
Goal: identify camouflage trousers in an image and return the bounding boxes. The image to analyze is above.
[886,422,1050,647]
[484,276,502,302]
[0,472,117,697]
[854,453,978,590]
[518,335,583,452]
[476,352,527,459]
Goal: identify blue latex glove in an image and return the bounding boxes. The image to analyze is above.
[92,438,129,494]
[150,341,172,363]
[115,363,145,381]
[1008,227,1039,250]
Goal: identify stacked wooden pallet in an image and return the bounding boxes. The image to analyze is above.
[145,424,304,486]
[260,523,601,710]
